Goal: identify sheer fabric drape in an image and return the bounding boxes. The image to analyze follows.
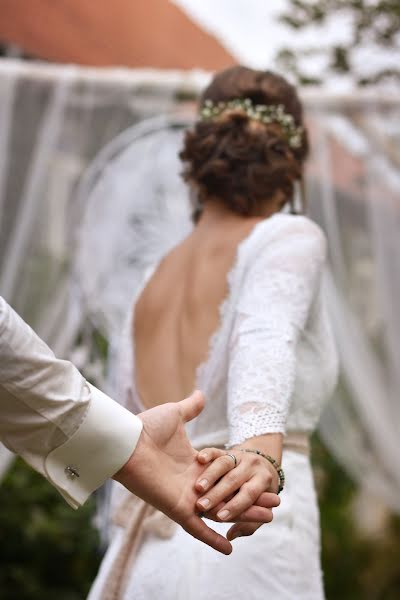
[307,103,400,512]
[0,58,399,515]
[0,59,206,476]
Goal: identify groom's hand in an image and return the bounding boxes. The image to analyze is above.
[113,391,233,554]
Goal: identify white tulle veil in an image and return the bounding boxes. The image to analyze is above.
[73,115,194,342]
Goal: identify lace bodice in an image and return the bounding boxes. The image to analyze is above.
[117,213,338,450]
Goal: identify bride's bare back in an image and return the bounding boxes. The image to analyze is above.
[133,210,264,409]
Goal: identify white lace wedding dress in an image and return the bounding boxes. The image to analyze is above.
[88,212,338,600]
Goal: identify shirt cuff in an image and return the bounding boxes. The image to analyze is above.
[44,383,143,509]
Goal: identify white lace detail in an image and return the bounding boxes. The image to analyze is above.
[195,241,242,386]
[91,213,338,599]
[113,213,338,453]
[227,217,328,446]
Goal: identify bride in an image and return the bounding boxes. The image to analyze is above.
[88,65,338,599]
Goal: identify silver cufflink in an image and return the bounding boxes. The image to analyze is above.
[65,465,80,480]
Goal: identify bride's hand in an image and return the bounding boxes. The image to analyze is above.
[195,446,280,523]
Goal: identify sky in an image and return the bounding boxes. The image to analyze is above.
[171,0,292,69]
[171,0,353,69]
[171,0,399,90]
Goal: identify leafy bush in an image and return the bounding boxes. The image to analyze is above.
[0,458,100,600]
[314,436,400,600]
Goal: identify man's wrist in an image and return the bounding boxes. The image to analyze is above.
[112,417,144,485]
[45,384,143,508]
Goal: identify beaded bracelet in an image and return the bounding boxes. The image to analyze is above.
[238,448,285,494]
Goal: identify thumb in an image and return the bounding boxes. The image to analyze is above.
[178,390,205,423]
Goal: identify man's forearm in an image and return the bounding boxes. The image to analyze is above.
[0,296,142,508]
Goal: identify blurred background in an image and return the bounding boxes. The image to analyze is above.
[0,1,399,598]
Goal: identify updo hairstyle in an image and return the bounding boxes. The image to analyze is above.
[179,66,309,219]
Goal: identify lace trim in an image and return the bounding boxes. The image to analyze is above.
[196,219,268,388]
[195,256,238,386]
[227,404,286,447]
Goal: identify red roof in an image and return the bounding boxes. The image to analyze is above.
[0,0,235,69]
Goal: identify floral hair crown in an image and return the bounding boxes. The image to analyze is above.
[199,97,303,149]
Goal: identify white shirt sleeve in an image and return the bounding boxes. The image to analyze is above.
[0,296,143,508]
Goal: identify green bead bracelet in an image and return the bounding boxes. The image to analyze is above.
[238,448,285,494]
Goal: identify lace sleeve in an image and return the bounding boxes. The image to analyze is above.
[227,217,327,447]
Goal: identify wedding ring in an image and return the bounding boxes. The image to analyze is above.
[226,453,237,468]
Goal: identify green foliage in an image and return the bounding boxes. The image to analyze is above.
[313,435,400,599]
[276,0,400,85]
[0,458,101,600]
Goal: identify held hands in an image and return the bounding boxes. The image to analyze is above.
[114,391,231,554]
[195,439,282,540]
[113,391,280,554]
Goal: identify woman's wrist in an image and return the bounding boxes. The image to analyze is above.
[236,448,284,494]
[233,433,284,494]
[234,433,283,461]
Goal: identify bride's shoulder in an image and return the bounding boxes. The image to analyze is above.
[254,213,326,251]
[244,214,327,272]
[265,212,325,238]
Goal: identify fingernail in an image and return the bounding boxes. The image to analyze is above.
[198,498,210,509]
[217,509,230,521]
[198,479,208,490]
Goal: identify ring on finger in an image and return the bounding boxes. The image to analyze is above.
[225,453,237,468]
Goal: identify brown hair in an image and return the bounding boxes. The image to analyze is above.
[180,66,309,218]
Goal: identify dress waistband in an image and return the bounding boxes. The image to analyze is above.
[283,431,310,456]
[197,431,310,457]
